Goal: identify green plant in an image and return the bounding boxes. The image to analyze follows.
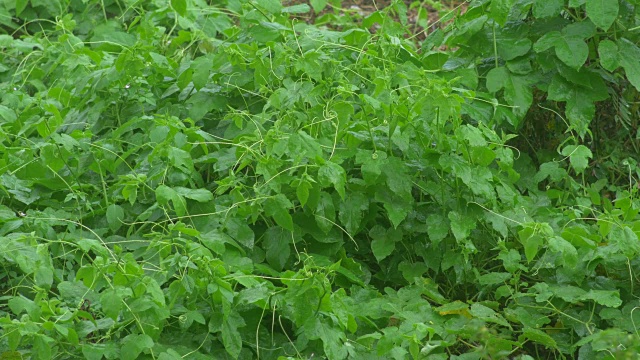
[1,0,640,359]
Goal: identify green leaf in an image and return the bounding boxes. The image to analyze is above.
[356,149,387,185]
[100,290,122,320]
[310,0,327,12]
[283,4,310,13]
[382,157,412,199]
[458,125,487,147]
[489,0,516,26]
[533,0,564,18]
[106,204,125,232]
[318,162,346,199]
[586,0,618,30]
[478,272,511,285]
[580,290,622,308]
[448,211,476,243]
[315,192,336,233]
[296,179,312,207]
[174,187,214,202]
[609,226,640,258]
[226,217,255,249]
[120,334,154,360]
[221,310,245,358]
[34,266,53,289]
[33,335,52,360]
[426,214,449,247]
[256,0,282,14]
[486,66,508,93]
[555,36,588,70]
[338,192,368,235]
[598,39,619,71]
[190,56,211,90]
[561,145,592,174]
[15,0,29,16]
[0,105,17,123]
[618,38,640,92]
[370,225,401,262]
[470,303,510,327]
[518,226,545,263]
[534,31,588,70]
[375,187,411,228]
[266,194,294,231]
[170,0,187,17]
[263,226,290,271]
[200,230,230,255]
[520,328,557,348]
[548,236,578,267]
[158,350,183,360]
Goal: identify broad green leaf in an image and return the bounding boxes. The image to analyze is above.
[533,31,561,53]
[15,0,29,16]
[315,192,336,233]
[221,310,245,358]
[296,51,323,81]
[310,0,327,12]
[263,226,290,271]
[174,187,214,202]
[448,211,476,243]
[318,162,346,199]
[158,350,182,360]
[534,31,588,70]
[226,217,255,249]
[478,272,511,285]
[548,236,578,267]
[580,290,622,308]
[266,195,294,231]
[0,105,17,123]
[520,328,557,348]
[200,230,230,255]
[256,0,282,14]
[426,214,449,247]
[34,266,53,289]
[370,225,401,262]
[283,4,310,13]
[518,226,544,263]
[382,157,412,199]
[376,187,411,228]
[586,0,618,30]
[534,162,568,183]
[598,39,619,71]
[296,179,312,207]
[33,335,52,360]
[533,0,564,18]
[458,125,487,147]
[171,0,187,16]
[555,36,588,70]
[120,334,154,360]
[190,56,211,90]
[338,192,368,235]
[618,38,640,92]
[100,290,122,320]
[609,226,640,258]
[547,74,607,136]
[356,149,387,185]
[470,303,510,327]
[489,0,515,26]
[106,204,125,232]
[486,66,508,93]
[561,145,592,174]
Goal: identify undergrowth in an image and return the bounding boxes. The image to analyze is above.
[0,0,640,359]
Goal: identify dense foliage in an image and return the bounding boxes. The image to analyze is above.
[1,0,639,359]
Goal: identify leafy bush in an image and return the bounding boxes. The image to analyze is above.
[1,0,639,359]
